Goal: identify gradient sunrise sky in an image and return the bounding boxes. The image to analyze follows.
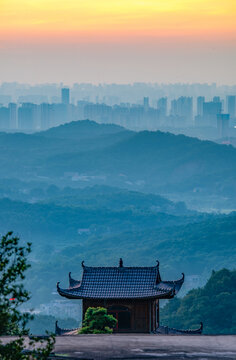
[0,0,235,83]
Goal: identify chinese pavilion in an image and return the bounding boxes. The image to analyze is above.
[57,259,186,333]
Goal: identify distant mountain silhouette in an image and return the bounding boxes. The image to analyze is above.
[0,121,235,205]
[38,119,130,140]
[0,121,235,309]
[40,128,236,199]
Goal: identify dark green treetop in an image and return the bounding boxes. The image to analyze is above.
[79,307,117,334]
[161,268,236,334]
[0,232,55,359]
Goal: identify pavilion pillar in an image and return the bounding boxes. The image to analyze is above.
[156,300,160,329]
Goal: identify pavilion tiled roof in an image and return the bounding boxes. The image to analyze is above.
[57,259,184,300]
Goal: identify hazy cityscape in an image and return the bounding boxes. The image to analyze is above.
[0,0,236,357]
[0,80,235,339]
[0,82,236,142]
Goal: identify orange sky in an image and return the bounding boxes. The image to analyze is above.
[0,0,235,83]
[0,0,236,43]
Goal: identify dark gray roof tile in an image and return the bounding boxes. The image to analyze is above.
[57,263,184,300]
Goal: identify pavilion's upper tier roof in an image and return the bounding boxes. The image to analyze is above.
[57,259,184,300]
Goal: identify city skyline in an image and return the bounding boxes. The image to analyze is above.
[0,86,235,142]
[0,0,235,84]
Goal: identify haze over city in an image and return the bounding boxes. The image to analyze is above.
[0,0,236,83]
[0,0,236,357]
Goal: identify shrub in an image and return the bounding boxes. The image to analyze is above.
[79,307,117,334]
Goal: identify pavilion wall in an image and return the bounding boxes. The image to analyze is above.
[82,298,159,333]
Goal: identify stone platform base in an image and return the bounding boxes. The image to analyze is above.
[1,334,236,359]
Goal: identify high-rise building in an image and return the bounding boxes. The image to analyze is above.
[8,103,17,129]
[61,88,70,105]
[213,96,221,103]
[197,96,205,116]
[18,103,39,130]
[203,101,222,116]
[170,99,177,116]
[202,101,222,127]
[157,97,167,117]
[195,100,222,128]
[217,114,230,138]
[40,103,51,130]
[0,106,10,129]
[170,97,193,125]
[226,95,236,119]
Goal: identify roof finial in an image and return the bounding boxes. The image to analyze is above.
[156,260,160,267]
[81,261,85,268]
[119,258,123,267]
[57,282,60,291]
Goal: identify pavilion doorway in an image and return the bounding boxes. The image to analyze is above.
[108,305,131,331]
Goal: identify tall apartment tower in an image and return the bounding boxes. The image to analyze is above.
[170,97,193,125]
[9,103,17,129]
[217,114,230,138]
[0,106,10,129]
[226,95,236,119]
[40,103,51,130]
[18,103,39,130]
[197,96,205,116]
[61,88,70,105]
[213,96,221,103]
[157,97,167,117]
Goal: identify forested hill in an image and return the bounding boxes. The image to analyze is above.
[38,119,129,140]
[0,196,197,247]
[0,120,235,330]
[161,269,236,334]
[24,208,235,306]
[0,121,132,161]
[41,127,236,201]
[0,121,235,209]
[58,129,236,179]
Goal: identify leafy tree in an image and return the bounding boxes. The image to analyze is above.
[79,307,117,334]
[0,232,32,335]
[0,231,55,359]
[160,268,236,334]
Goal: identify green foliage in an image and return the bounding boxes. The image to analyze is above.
[40,128,236,199]
[0,335,55,360]
[0,196,190,240]
[160,269,236,334]
[0,121,132,179]
[0,121,235,202]
[43,185,190,216]
[79,307,117,334]
[0,232,55,359]
[22,209,235,308]
[0,232,32,335]
[0,120,235,329]
[39,120,127,140]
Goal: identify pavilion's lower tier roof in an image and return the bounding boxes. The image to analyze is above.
[57,264,184,300]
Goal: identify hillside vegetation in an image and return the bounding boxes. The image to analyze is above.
[24,209,236,306]
[38,120,128,140]
[0,120,235,326]
[0,120,235,209]
[161,269,236,334]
